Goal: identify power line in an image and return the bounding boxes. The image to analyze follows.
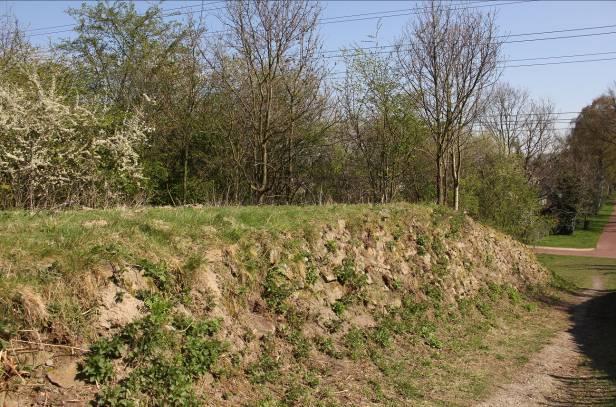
[507,50,616,63]
[507,30,616,44]
[502,22,616,38]
[25,1,616,72]
[318,0,525,25]
[25,3,226,38]
[320,23,616,55]
[37,29,616,58]
[322,30,616,59]
[483,119,576,123]
[22,1,460,37]
[36,40,616,70]
[318,1,482,23]
[24,0,526,39]
[22,1,226,34]
[29,0,616,58]
[486,111,582,117]
[326,55,616,78]
[505,56,616,67]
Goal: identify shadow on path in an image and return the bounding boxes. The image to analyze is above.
[543,290,616,406]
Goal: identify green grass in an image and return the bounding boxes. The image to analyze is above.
[536,201,613,249]
[0,203,432,344]
[0,203,580,406]
[537,254,616,290]
[0,203,427,275]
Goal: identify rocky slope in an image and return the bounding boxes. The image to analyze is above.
[0,204,549,405]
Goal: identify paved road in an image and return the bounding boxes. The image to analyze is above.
[534,203,616,259]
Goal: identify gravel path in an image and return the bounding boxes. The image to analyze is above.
[482,206,616,405]
[479,272,616,406]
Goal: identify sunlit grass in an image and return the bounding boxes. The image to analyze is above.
[537,254,616,290]
[536,201,613,249]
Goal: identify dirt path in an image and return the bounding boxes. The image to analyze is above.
[533,203,616,258]
[479,276,616,406]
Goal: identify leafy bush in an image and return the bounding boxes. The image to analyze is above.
[246,352,280,384]
[461,154,550,243]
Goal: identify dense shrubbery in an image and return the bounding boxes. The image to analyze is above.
[4,0,610,245]
[462,151,552,243]
[0,69,149,209]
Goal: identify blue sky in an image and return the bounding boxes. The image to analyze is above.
[4,0,616,128]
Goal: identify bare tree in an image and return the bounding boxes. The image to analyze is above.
[481,82,557,182]
[482,83,530,155]
[398,0,502,209]
[519,99,556,178]
[0,14,31,73]
[209,0,326,204]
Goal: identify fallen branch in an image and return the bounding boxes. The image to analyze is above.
[10,340,88,353]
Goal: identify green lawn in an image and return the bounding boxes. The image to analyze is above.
[537,254,616,290]
[536,201,614,249]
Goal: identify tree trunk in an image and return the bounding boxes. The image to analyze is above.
[451,140,462,211]
[436,153,445,205]
[444,153,449,205]
[258,140,268,204]
[183,143,188,205]
[286,102,295,204]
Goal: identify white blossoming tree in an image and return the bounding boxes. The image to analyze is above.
[0,69,149,209]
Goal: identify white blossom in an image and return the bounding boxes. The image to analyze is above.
[0,68,150,209]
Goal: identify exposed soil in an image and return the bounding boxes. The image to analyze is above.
[479,276,616,406]
[0,207,551,406]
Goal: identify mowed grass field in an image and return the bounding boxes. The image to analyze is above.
[536,201,614,249]
[537,254,616,290]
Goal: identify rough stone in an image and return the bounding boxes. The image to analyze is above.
[193,269,222,299]
[98,286,143,329]
[121,267,151,292]
[0,392,19,407]
[247,314,276,338]
[324,284,344,304]
[15,351,52,368]
[46,361,80,389]
[351,313,376,328]
[321,269,337,283]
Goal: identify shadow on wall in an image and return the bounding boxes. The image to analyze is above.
[545,289,616,406]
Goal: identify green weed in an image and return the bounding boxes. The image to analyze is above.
[371,325,392,348]
[344,327,368,360]
[416,235,427,255]
[84,289,224,405]
[262,266,294,314]
[324,240,338,253]
[332,299,347,316]
[314,336,340,358]
[419,324,442,349]
[288,330,312,360]
[138,259,171,291]
[247,351,280,384]
[334,258,366,290]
